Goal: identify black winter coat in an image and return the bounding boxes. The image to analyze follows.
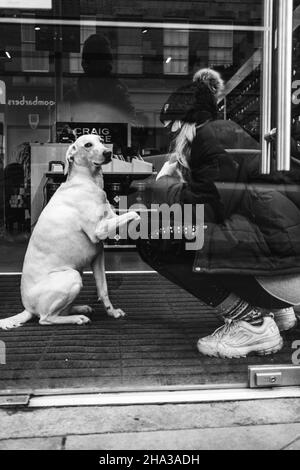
[152,120,300,276]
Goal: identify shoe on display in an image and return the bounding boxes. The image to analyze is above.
[197,316,283,359]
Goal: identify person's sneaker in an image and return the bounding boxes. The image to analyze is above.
[273,308,297,332]
[197,317,283,359]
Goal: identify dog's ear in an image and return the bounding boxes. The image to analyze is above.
[64,143,77,175]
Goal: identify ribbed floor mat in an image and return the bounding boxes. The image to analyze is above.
[0,274,298,391]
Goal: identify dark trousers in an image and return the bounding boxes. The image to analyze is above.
[137,240,291,310]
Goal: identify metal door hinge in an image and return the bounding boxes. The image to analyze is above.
[249,365,300,388]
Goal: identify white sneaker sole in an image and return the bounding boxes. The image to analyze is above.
[197,336,284,359]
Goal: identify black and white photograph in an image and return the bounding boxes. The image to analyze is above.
[0,0,299,454]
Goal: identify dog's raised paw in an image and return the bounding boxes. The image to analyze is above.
[129,211,141,222]
[108,308,126,319]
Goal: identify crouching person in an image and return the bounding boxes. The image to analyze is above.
[136,68,300,359]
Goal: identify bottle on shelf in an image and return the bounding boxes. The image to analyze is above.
[134,181,148,211]
[106,182,123,209]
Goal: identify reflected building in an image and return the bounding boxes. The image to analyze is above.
[0,0,299,234]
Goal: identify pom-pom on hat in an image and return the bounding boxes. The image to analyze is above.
[160,68,224,125]
[192,68,224,98]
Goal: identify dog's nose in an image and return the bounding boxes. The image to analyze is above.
[103,150,112,163]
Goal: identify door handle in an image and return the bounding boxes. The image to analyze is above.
[264,128,277,143]
[260,0,274,174]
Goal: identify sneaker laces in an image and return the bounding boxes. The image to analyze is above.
[211,319,238,339]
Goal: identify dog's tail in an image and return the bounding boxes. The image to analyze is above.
[0,310,34,330]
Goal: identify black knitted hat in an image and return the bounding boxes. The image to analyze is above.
[160,68,224,125]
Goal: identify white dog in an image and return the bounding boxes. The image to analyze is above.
[0,134,140,329]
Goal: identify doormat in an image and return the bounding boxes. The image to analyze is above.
[0,274,298,391]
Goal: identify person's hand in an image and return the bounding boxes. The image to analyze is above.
[156,161,178,181]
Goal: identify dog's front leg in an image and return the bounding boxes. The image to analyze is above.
[95,211,140,240]
[92,247,125,319]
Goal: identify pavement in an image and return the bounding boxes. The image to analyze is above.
[0,398,299,450]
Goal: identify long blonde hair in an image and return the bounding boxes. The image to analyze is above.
[168,122,197,181]
[166,68,224,177]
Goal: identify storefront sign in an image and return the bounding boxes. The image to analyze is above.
[0,0,52,8]
[8,96,55,107]
[56,122,128,148]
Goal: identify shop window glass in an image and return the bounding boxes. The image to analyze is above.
[3,1,300,393]
[21,23,49,73]
[163,29,189,75]
[117,28,143,74]
[69,16,96,74]
[208,30,233,67]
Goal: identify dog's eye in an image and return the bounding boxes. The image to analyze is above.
[84,142,93,148]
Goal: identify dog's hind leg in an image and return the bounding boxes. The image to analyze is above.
[92,248,125,319]
[70,305,93,314]
[37,269,90,326]
[0,310,34,330]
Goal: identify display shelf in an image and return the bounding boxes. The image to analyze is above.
[45,172,156,180]
[103,171,156,181]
